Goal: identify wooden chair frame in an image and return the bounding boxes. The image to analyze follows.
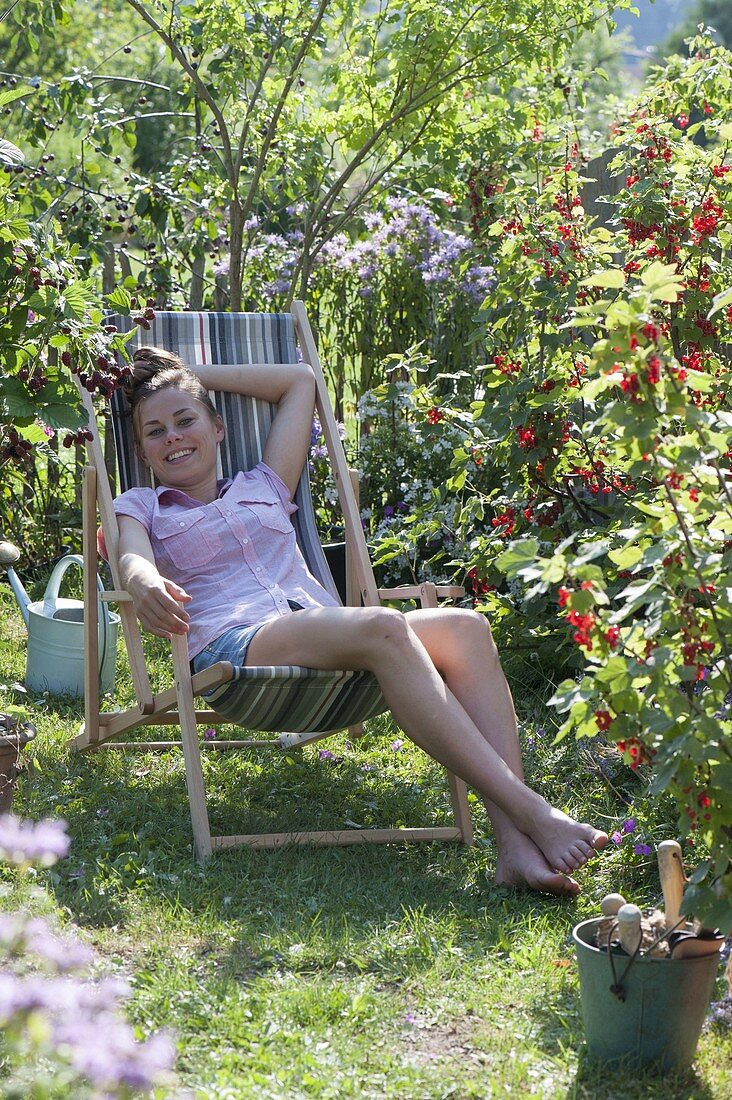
[73,301,473,859]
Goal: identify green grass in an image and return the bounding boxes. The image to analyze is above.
[1,585,730,1099]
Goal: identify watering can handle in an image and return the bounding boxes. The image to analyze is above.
[42,555,111,673]
[42,554,105,615]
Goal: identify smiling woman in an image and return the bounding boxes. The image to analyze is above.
[113,348,608,896]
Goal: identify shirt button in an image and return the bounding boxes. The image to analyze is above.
[255,566,262,572]
[242,538,249,545]
[226,510,232,516]
[179,521,185,527]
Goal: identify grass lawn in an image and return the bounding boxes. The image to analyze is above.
[1,583,730,1098]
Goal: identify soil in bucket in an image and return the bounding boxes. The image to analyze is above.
[573,916,720,1071]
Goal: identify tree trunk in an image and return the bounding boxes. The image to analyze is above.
[229,200,244,311]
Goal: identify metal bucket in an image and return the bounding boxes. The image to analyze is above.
[573,917,719,1070]
[26,555,119,698]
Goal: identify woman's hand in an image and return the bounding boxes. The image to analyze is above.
[127,568,192,638]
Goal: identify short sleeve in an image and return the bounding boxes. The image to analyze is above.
[256,462,298,516]
[113,488,157,531]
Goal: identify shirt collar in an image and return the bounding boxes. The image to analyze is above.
[156,477,231,504]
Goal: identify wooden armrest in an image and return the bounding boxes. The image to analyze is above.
[378,584,465,601]
[100,590,133,602]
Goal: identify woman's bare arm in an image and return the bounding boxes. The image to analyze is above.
[193,361,316,498]
[117,515,191,638]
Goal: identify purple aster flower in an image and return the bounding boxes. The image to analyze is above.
[0,814,69,867]
[611,830,623,845]
[0,974,129,1022]
[0,915,94,973]
[263,277,291,299]
[203,728,216,741]
[391,739,404,752]
[64,1021,175,1091]
[622,818,636,834]
[634,843,653,856]
[318,749,335,760]
[708,997,732,1028]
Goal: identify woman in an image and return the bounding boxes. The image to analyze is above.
[116,347,607,895]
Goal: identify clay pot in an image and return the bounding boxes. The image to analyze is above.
[0,714,36,815]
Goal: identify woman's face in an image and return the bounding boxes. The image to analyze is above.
[135,386,224,494]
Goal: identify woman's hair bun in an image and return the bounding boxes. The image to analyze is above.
[122,346,187,404]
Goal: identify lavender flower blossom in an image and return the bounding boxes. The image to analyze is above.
[60,1020,175,1092]
[0,814,69,866]
[0,915,94,972]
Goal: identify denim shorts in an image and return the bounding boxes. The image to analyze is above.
[192,622,267,674]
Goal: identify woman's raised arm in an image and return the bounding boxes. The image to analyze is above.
[193,362,316,498]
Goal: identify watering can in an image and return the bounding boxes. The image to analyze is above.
[0,541,119,698]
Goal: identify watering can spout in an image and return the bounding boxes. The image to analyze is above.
[0,540,31,628]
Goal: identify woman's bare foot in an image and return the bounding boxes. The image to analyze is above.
[494,832,581,897]
[520,802,608,874]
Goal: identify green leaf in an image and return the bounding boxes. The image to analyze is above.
[27,285,61,315]
[0,86,36,111]
[579,268,625,289]
[495,539,540,577]
[105,286,132,311]
[62,283,91,320]
[0,378,37,418]
[0,138,24,164]
[608,544,643,569]
[568,588,594,613]
[708,286,732,319]
[639,261,685,303]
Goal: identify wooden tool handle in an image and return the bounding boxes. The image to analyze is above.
[617,903,643,955]
[600,893,627,916]
[657,840,685,929]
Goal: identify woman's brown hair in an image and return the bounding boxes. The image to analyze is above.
[123,346,219,443]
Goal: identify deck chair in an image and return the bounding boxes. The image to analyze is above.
[73,303,473,859]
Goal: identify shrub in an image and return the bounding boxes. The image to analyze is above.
[373,31,732,926]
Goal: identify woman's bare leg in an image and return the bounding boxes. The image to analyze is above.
[403,608,588,895]
[246,606,607,882]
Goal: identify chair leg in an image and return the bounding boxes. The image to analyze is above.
[170,633,212,861]
[448,772,474,845]
[346,468,364,741]
[82,466,101,747]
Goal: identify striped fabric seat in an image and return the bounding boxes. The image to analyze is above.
[108,310,387,734]
[205,665,387,730]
